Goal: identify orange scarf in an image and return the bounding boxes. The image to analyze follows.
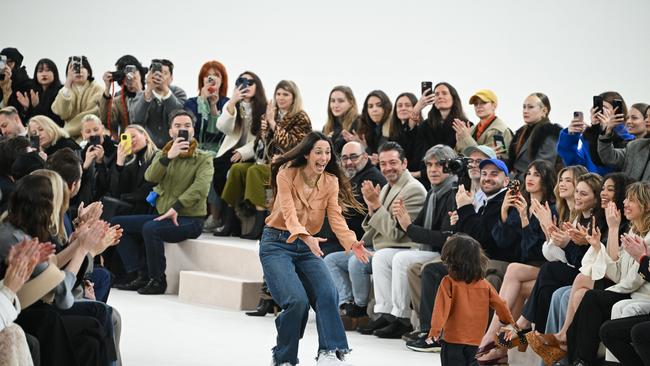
[162,138,198,158]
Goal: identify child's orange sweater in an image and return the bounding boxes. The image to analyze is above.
[428,275,515,346]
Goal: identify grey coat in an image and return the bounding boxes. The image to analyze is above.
[598,135,650,181]
[130,85,188,148]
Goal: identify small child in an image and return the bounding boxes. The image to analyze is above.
[427,234,517,365]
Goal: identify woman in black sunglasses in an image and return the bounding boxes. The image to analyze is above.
[211,71,267,236]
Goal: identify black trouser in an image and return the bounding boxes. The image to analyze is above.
[601,314,650,366]
[567,289,630,364]
[420,262,449,331]
[521,261,579,331]
[441,341,478,366]
[213,150,233,195]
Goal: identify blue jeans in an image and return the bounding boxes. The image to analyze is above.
[259,227,349,365]
[323,251,372,307]
[111,214,203,278]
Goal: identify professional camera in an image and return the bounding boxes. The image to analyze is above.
[111,64,138,85]
[439,157,470,175]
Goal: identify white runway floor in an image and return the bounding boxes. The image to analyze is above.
[109,289,440,366]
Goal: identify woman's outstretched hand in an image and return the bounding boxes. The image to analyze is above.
[351,240,372,264]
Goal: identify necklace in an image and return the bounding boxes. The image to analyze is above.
[300,169,320,188]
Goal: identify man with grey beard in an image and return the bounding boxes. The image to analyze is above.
[318,141,386,251]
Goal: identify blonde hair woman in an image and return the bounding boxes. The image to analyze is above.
[108,124,159,216]
[28,115,80,157]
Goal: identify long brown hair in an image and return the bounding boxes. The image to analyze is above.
[323,86,359,136]
[441,233,489,284]
[270,131,365,215]
[5,174,53,242]
[554,165,588,223]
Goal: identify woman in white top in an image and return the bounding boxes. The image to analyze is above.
[212,71,267,235]
[530,181,650,365]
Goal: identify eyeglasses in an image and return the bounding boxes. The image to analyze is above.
[467,158,484,165]
[341,154,361,162]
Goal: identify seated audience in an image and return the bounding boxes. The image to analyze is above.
[112,109,213,295]
[454,89,512,161]
[508,92,561,182]
[323,86,360,154]
[15,58,64,126]
[219,80,311,240]
[28,115,80,158]
[0,47,32,111]
[354,142,426,337]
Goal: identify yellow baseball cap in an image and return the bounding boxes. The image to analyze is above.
[469,89,498,105]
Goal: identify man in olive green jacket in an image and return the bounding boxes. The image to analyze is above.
[113,109,213,294]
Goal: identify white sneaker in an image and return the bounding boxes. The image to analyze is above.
[202,215,220,232]
[316,351,353,366]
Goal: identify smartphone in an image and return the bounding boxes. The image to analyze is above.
[178,129,189,143]
[29,134,40,149]
[421,81,433,96]
[124,65,137,80]
[573,111,584,121]
[493,133,506,150]
[89,135,101,146]
[508,179,521,195]
[593,95,604,113]
[612,99,624,115]
[236,77,250,89]
[72,56,82,74]
[150,61,163,74]
[120,133,132,155]
[0,55,6,81]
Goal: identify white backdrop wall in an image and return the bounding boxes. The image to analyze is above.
[6,0,650,131]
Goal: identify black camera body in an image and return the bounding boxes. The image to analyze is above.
[235,77,250,89]
[111,70,126,84]
[440,157,470,175]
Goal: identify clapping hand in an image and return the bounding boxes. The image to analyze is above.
[391,198,411,231]
[622,233,648,263]
[605,201,621,229]
[455,184,474,208]
[565,221,589,246]
[584,217,602,250]
[77,201,103,226]
[361,180,381,211]
[452,118,471,141]
[3,238,54,293]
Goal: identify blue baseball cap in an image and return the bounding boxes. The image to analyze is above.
[479,158,509,176]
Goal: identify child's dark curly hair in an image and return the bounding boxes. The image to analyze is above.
[441,233,489,284]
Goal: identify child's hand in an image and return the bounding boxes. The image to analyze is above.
[499,324,518,341]
[425,336,437,344]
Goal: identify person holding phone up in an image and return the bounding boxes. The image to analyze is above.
[111,109,213,294]
[77,114,117,205]
[453,89,513,163]
[558,91,632,176]
[131,59,187,148]
[51,56,104,142]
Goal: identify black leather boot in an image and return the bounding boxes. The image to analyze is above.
[240,210,267,240]
[245,298,280,317]
[213,204,234,237]
[137,275,167,295]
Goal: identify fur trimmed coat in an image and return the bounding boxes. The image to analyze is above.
[508,118,562,181]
